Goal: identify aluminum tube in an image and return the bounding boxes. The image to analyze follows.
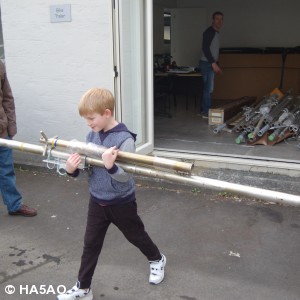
[268,96,292,119]
[245,125,254,133]
[0,139,45,155]
[278,127,289,139]
[1,138,300,206]
[119,164,300,206]
[232,116,248,132]
[235,130,247,144]
[213,111,244,134]
[213,123,227,134]
[257,124,270,137]
[40,137,194,174]
[249,117,264,141]
[249,114,261,125]
[49,149,300,205]
[268,127,283,141]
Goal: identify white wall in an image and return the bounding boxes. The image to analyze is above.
[2,0,300,152]
[1,0,114,144]
[154,0,300,62]
[170,8,206,66]
[177,0,300,48]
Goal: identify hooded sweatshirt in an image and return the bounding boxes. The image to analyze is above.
[86,122,137,206]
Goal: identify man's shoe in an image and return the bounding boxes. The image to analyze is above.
[57,282,93,300]
[202,113,209,119]
[9,204,37,217]
[149,254,166,285]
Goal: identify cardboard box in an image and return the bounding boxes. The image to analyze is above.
[209,96,257,126]
[209,109,224,125]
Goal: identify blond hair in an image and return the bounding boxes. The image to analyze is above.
[78,88,115,116]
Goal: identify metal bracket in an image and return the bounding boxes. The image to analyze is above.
[40,130,59,156]
[40,131,49,156]
[42,148,66,176]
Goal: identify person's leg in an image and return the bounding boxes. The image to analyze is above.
[0,143,22,212]
[206,67,215,112]
[77,199,111,289]
[111,201,165,285]
[199,61,214,114]
[111,201,161,261]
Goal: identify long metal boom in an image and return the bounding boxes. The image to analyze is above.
[1,138,300,206]
[39,136,194,174]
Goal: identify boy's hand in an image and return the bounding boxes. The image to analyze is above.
[102,146,119,169]
[66,153,81,174]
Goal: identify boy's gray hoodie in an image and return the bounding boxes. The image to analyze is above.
[87,123,137,206]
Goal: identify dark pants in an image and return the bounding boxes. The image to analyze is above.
[78,198,161,288]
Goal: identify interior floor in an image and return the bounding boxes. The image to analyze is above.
[154,95,300,162]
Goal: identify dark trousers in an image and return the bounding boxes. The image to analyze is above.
[78,198,161,288]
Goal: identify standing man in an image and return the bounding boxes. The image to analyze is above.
[199,11,224,118]
[0,60,37,217]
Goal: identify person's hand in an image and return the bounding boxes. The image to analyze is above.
[66,153,81,174]
[212,62,222,74]
[102,146,119,169]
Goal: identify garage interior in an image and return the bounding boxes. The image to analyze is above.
[153,0,300,164]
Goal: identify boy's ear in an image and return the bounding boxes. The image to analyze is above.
[104,108,112,118]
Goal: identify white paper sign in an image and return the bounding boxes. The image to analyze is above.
[50,4,72,23]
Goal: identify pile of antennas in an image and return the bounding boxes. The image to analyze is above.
[213,91,300,146]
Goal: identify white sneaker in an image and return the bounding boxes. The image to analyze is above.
[149,254,166,285]
[57,282,93,300]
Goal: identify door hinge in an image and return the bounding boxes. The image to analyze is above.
[114,66,118,77]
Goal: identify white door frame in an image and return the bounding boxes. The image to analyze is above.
[112,0,154,155]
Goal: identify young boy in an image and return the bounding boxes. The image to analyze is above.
[57,88,166,300]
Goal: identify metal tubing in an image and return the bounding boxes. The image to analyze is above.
[0,139,45,155]
[47,151,300,206]
[213,111,244,134]
[40,137,194,174]
[245,125,254,133]
[235,130,248,144]
[213,123,227,134]
[268,127,283,141]
[1,138,300,206]
[248,117,264,141]
[257,124,270,137]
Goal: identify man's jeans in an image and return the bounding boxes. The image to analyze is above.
[0,137,22,212]
[199,60,215,114]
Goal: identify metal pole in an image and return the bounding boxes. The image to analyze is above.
[1,138,300,206]
[39,136,194,174]
[118,164,300,206]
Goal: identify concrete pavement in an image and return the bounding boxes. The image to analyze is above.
[0,167,299,300]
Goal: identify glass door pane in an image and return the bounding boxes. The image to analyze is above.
[114,0,154,153]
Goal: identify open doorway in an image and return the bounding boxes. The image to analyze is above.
[153,1,300,163]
